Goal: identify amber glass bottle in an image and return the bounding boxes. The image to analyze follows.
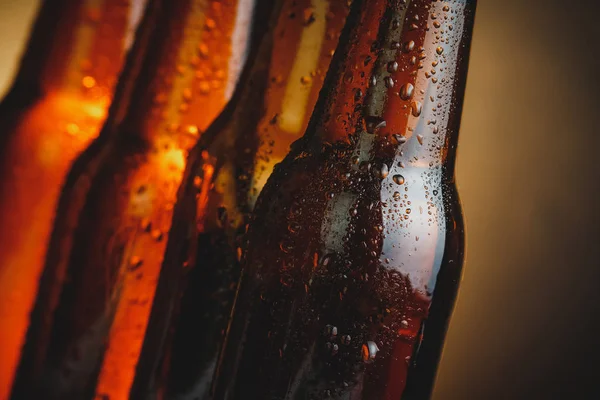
[10,1,255,399]
[0,1,144,398]
[213,0,476,399]
[130,1,349,399]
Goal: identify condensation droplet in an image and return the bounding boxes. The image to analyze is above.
[384,76,394,88]
[150,229,163,241]
[65,123,79,135]
[436,46,444,55]
[380,164,389,179]
[365,116,386,133]
[185,125,199,136]
[362,341,380,363]
[82,76,96,89]
[399,83,415,100]
[417,134,424,145]
[392,134,407,145]
[411,101,422,117]
[403,40,415,53]
[393,174,405,185]
[128,256,143,271]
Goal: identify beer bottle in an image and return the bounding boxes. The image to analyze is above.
[0,1,145,398]
[10,1,256,399]
[213,0,476,399]
[130,1,349,398]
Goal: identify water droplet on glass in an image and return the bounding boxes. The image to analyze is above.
[399,83,415,100]
[182,88,192,101]
[82,76,96,89]
[198,81,210,95]
[417,134,424,145]
[411,101,422,117]
[185,125,199,136]
[140,218,151,231]
[403,40,415,52]
[128,256,143,271]
[380,164,389,179]
[392,134,407,145]
[150,229,163,241]
[324,324,338,337]
[362,341,379,363]
[384,76,394,88]
[365,116,386,133]
[300,75,312,85]
[436,46,444,55]
[387,61,399,73]
[198,43,209,58]
[65,123,79,136]
[393,174,405,185]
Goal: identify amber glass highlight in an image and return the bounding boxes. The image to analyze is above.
[212,0,476,399]
[9,0,253,399]
[0,1,141,398]
[130,1,348,398]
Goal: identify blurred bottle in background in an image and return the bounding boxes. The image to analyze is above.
[9,0,256,399]
[0,1,146,398]
[130,0,349,398]
[212,0,476,399]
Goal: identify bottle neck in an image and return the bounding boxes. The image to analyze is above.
[304,0,476,171]
[11,0,143,100]
[245,0,349,207]
[120,0,255,148]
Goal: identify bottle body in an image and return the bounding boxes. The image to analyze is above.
[0,1,140,398]
[10,1,254,399]
[216,144,464,399]
[213,0,476,398]
[130,1,349,398]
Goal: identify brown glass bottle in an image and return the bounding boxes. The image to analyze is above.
[9,1,255,399]
[129,1,349,399]
[0,1,143,398]
[212,0,476,399]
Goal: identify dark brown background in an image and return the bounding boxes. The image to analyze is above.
[1,0,599,399]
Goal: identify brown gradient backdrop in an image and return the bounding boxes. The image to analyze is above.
[1,1,599,399]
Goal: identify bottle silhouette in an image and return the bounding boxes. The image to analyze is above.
[0,1,145,398]
[130,1,349,399]
[213,0,476,399]
[10,0,255,399]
